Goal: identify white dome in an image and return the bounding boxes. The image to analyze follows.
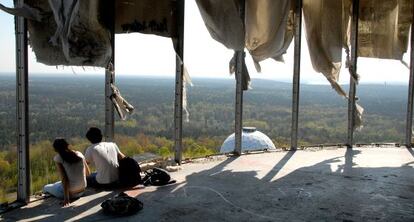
[220,127,276,153]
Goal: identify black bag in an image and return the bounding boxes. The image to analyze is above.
[101,192,143,216]
[118,157,142,187]
[142,167,176,186]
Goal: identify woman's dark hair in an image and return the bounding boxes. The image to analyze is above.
[53,138,81,164]
[86,127,103,144]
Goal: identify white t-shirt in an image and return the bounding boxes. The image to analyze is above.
[85,142,120,184]
[54,151,87,193]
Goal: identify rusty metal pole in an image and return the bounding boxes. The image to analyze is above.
[405,3,414,148]
[291,0,303,150]
[347,0,359,147]
[15,0,30,203]
[105,1,116,142]
[234,0,246,155]
[174,0,185,163]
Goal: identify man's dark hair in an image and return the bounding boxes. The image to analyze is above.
[86,127,103,144]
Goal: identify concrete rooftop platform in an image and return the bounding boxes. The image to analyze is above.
[1,147,414,221]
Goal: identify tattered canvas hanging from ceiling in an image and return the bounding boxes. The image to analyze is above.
[1,0,183,67]
[114,0,178,38]
[302,0,412,129]
[358,0,412,60]
[303,0,347,97]
[196,0,294,90]
[245,0,295,72]
[196,0,294,69]
[25,0,112,67]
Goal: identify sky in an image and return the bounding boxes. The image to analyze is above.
[0,0,411,84]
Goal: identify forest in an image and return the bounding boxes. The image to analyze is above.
[0,74,409,203]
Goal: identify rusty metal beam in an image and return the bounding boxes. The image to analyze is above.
[347,0,359,147]
[234,0,246,155]
[174,0,185,163]
[15,0,30,203]
[405,3,414,148]
[104,0,116,142]
[291,0,303,149]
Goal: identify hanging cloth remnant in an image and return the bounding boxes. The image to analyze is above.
[114,0,178,38]
[114,0,195,121]
[357,0,412,60]
[177,54,193,122]
[24,0,112,67]
[196,0,294,88]
[303,0,364,130]
[1,0,183,67]
[110,84,134,121]
[195,0,245,51]
[245,0,294,72]
[303,0,346,97]
[229,52,251,90]
[196,0,250,89]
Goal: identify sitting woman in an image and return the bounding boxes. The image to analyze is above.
[43,138,90,206]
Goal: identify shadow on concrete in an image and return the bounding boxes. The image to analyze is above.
[73,156,241,222]
[133,151,414,222]
[261,150,296,182]
[0,190,115,222]
[2,151,414,221]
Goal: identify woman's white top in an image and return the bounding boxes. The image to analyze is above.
[54,151,87,193]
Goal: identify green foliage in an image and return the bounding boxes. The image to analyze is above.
[244,119,270,131]
[183,138,217,159]
[116,119,137,128]
[157,146,172,157]
[0,76,410,203]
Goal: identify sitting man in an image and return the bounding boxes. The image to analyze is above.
[84,127,125,188]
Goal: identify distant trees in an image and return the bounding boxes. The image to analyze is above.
[0,76,410,203]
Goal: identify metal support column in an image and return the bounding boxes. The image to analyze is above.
[347,0,359,147]
[405,4,414,148]
[105,2,115,141]
[291,0,303,150]
[174,0,185,163]
[15,0,30,203]
[234,0,246,155]
[234,51,244,155]
[104,65,114,141]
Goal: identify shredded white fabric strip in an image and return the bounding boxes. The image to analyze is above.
[110,84,134,121]
[177,54,193,122]
[0,3,42,21]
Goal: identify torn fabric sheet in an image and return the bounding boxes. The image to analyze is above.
[196,0,294,72]
[303,0,346,97]
[3,0,181,67]
[48,0,80,59]
[195,0,245,50]
[22,0,112,67]
[114,0,178,38]
[358,0,412,60]
[354,103,364,131]
[303,0,364,130]
[177,55,193,122]
[110,84,134,121]
[183,77,190,123]
[245,0,294,72]
[229,52,251,91]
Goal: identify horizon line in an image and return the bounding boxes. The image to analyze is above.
[0,72,408,86]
